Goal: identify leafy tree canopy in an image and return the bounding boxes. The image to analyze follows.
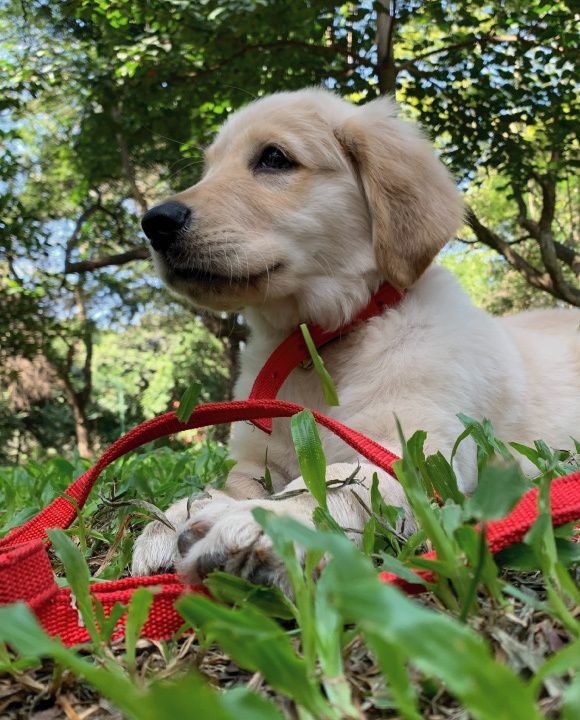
[0,0,577,457]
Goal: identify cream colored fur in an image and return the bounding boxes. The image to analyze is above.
[133,89,580,588]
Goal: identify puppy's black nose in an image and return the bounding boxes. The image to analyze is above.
[141,201,191,252]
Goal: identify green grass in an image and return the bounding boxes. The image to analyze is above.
[0,418,578,719]
[0,437,234,581]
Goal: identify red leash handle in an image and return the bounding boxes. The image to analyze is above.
[0,399,399,550]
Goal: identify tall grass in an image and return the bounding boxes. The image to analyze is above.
[0,417,578,719]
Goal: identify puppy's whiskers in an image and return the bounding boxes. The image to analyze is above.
[242,246,253,288]
[150,131,187,146]
[166,159,205,184]
[253,244,278,300]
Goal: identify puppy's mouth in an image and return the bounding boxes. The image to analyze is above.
[171,261,284,286]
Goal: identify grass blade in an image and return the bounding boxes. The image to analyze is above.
[175,381,202,422]
[125,588,154,673]
[300,324,339,406]
[257,513,542,720]
[47,528,100,645]
[291,409,328,510]
[176,594,330,718]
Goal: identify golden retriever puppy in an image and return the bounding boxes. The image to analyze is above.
[134,88,579,588]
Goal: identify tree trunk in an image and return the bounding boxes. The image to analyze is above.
[203,313,248,444]
[376,1,397,94]
[50,283,96,456]
[111,103,149,214]
[68,387,92,458]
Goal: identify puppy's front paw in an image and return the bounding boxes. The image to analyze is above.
[131,493,224,576]
[175,500,303,594]
[132,516,178,575]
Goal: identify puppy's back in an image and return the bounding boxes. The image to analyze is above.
[500,308,579,450]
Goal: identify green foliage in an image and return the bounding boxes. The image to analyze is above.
[441,166,576,315]
[0,455,89,534]
[465,463,531,520]
[255,511,543,720]
[124,588,154,674]
[2,0,577,456]
[0,437,233,584]
[47,528,102,644]
[178,595,329,717]
[395,2,577,179]
[0,603,283,720]
[203,572,295,621]
[93,312,229,425]
[0,418,578,717]
[0,309,230,460]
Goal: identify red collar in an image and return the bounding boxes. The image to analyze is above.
[247,282,404,433]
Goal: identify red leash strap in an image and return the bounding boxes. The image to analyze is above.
[0,400,399,549]
[1,399,579,646]
[248,283,404,433]
[380,470,580,593]
[0,542,196,647]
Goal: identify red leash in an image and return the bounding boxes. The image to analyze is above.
[1,399,579,646]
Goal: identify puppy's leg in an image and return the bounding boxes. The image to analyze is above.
[131,463,280,576]
[174,463,412,591]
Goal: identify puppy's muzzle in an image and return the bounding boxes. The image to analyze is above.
[141,201,192,253]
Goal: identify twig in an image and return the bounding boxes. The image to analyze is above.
[271,468,364,502]
[349,490,407,543]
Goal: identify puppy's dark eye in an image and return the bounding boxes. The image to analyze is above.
[254,145,296,172]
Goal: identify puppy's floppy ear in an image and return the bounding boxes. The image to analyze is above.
[334,97,464,289]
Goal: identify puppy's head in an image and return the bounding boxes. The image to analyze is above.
[143,89,463,328]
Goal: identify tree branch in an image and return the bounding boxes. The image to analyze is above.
[63,204,101,270]
[512,174,579,301]
[533,173,579,304]
[553,240,580,275]
[65,246,150,274]
[376,1,397,94]
[466,207,579,306]
[62,196,133,280]
[169,39,363,86]
[538,171,557,234]
[398,31,553,75]
[398,37,480,72]
[511,184,533,228]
